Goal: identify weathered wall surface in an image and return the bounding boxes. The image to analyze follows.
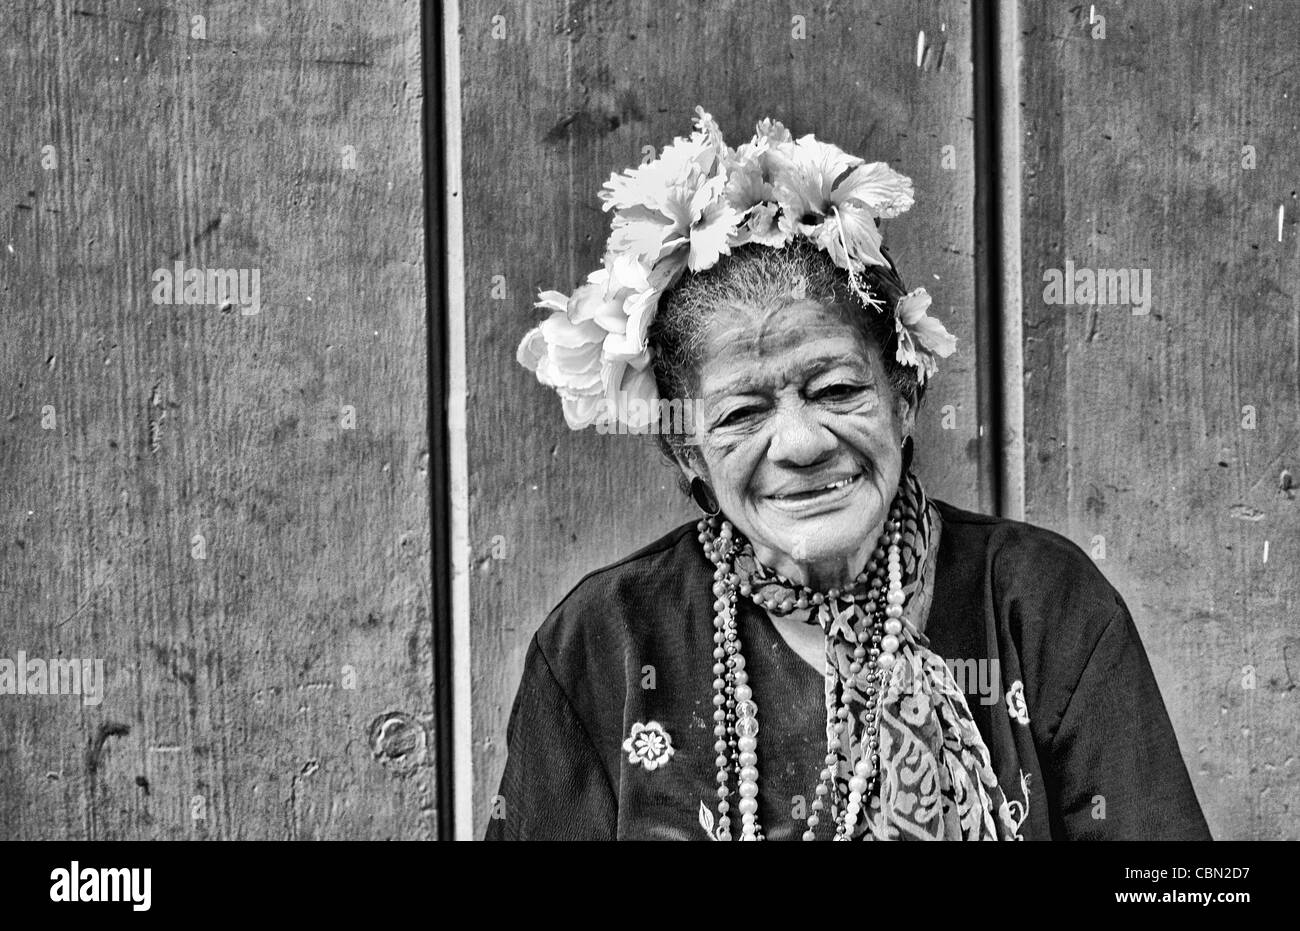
[1016,1,1299,839]
[0,0,433,839]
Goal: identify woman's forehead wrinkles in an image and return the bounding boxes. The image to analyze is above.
[699,300,880,397]
[752,302,790,357]
[710,314,864,357]
[702,345,872,398]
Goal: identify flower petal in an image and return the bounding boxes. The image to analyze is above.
[753,117,791,146]
[530,310,605,393]
[732,202,790,248]
[605,252,653,294]
[516,326,548,378]
[687,200,742,271]
[606,208,678,265]
[835,161,916,219]
[831,202,888,267]
[601,361,661,431]
[910,314,958,358]
[599,123,722,213]
[534,290,569,313]
[895,288,933,324]
[772,134,863,222]
[565,282,618,333]
[601,287,663,361]
[559,392,605,430]
[539,309,605,349]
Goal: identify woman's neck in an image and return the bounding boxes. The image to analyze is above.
[754,517,885,591]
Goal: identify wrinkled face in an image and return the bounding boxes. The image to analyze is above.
[687,299,912,584]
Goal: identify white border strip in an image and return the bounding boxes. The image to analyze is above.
[442,0,474,839]
[996,0,1025,521]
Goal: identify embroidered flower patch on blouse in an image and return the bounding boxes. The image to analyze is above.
[622,720,675,771]
[1006,680,1030,725]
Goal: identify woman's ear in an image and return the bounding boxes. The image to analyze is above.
[895,390,917,442]
[671,446,705,486]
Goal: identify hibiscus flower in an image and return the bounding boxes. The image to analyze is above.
[892,288,958,384]
[605,170,742,276]
[724,118,795,248]
[774,134,914,270]
[598,106,727,214]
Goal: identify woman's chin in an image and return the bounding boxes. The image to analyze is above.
[747,482,885,568]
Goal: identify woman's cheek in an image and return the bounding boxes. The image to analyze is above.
[700,435,761,494]
[701,426,758,460]
[832,412,896,451]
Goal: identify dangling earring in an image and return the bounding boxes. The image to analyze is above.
[689,476,721,517]
[901,434,915,476]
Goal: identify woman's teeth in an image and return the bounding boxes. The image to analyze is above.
[771,473,861,500]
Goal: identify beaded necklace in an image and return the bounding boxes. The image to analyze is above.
[697,482,923,842]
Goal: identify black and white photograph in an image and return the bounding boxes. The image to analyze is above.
[0,0,1293,910]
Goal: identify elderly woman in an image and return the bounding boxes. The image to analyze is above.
[490,109,1211,841]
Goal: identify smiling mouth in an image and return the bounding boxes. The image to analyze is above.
[766,471,864,503]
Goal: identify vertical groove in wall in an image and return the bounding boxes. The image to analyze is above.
[995,0,1025,520]
[970,0,1004,516]
[435,0,474,840]
[424,0,457,840]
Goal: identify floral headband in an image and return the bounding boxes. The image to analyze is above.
[516,106,957,430]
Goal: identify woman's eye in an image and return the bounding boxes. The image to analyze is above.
[715,406,762,428]
[815,383,864,400]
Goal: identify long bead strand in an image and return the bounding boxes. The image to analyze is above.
[700,493,916,842]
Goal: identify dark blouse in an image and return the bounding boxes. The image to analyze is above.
[485,499,1212,840]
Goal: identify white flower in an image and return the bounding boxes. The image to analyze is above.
[731,201,790,249]
[599,106,726,215]
[622,720,675,771]
[606,170,742,276]
[518,260,667,431]
[893,288,957,385]
[773,135,914,271]
[1005,680,1030,726]
[516,292,608,429]
[724,118,795,248]
[603,109,742,282]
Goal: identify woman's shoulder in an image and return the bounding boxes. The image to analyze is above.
[530,519,707,665]
[932,497,1126,620]
[931,498,1136,740]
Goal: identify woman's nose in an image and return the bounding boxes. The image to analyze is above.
[766,405,837,466]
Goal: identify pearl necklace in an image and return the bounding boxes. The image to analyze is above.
[698,502,914,842]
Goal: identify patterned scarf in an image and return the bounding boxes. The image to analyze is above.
[729,469,1028,840]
